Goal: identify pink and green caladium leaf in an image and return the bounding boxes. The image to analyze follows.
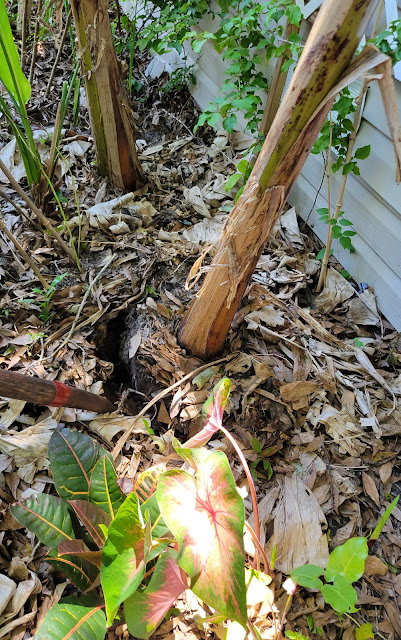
[101,491,146,625]
[125,549,187,639]
[157,450,246,627]
[183,378,230,449]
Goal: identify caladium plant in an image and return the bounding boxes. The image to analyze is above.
[10,379,250,640]
[9,378,395,639]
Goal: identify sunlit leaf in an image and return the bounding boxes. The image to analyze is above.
[34,597,106,640]
[321,575,358,614]
[125,549,187,639]
[11,493,74,548]
[183,378,231,448]
[324,537,368,583]
[291,564,324,590]
[49,428,100,500]
[355,622,374,639]
[140,493,169,538]
[157,450,246,626]
[89,456,125,519]
[132,463,167,503]
[101,491,146,625]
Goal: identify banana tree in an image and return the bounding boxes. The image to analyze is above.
[178,0,387,360]
[71,0,143,190]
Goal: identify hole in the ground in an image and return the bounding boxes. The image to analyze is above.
[94,313,130,407]
[94,310,162,416]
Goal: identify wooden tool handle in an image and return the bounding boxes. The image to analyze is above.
[0,370,115,413]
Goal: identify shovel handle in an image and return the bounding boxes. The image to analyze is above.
[0,370,115,413]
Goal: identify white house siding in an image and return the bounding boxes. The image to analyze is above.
[184,3,401,331]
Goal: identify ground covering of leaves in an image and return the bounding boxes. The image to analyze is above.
[0,18,400,640]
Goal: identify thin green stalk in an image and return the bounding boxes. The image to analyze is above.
[38,166,81,271]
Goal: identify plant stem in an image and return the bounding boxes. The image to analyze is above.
[112,354,236,459]
[244,521,271,575]
[260,0,299,136]
[45,8,72,98]
[0,157,76,263]
[316,0,385,291]
[0,217,49,290]
[316,111,334,292]
[29,0,43,84]
[218,424,270,574]
[0,187,41,232]
[275,594,292,640]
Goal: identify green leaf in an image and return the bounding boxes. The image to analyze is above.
[157,450,246,626]
[125,549,187,639]
[339,218,353,226]
[355,622,374,639]
[342,162,355,175]
[193,38,207,54]
[316,208,329,216]
[370,496,399,540]
[285,633,310,640]
[343,230,356,236]
[285,5,302,27]
[225,173,242,191]
[0,0,31,103]
[207,112,221,127]
[223,113,237,133]
[140,493,169,538]
[69,500,111,548]
[11,493,74,548]
[34,597,106,640]
[339,236,353,250]
[48,428,100,501]
[354,145,370,160]
[321,575,358,614]
[237,159,248,174]
[324,537,368,583]
[316,248,327,260]
[101,491,146,625]
[172,437,212,471]
[231,97,255,111]
[291,564,324,590]
[46,548,99,592]
[251,438,262,455]
[89,456,125,519]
